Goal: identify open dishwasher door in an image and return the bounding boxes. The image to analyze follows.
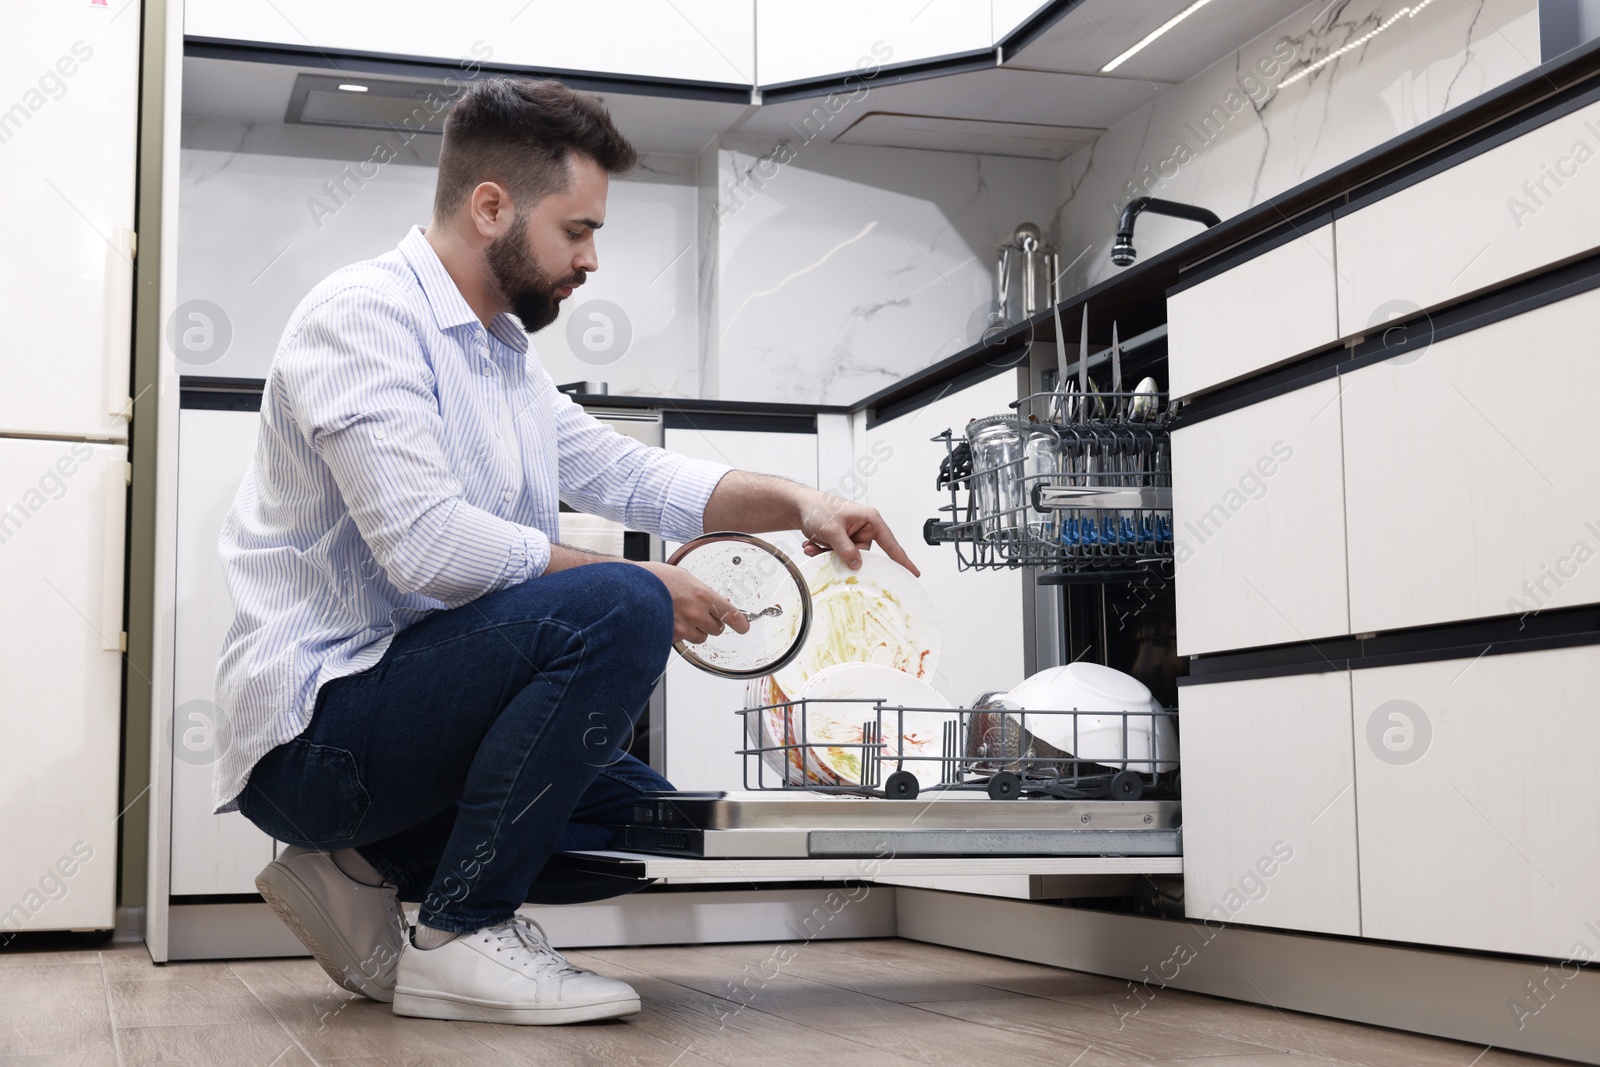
[553,791,1182,883]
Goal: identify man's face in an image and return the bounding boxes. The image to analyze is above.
[485,153,608,333]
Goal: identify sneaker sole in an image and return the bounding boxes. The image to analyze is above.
[256,861,397,1004]
[392,989,641,1025]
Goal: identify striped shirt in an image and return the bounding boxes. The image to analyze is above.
[212,226,731,811]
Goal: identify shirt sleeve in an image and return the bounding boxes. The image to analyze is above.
[544,372,733,543]
[276,285,552,605]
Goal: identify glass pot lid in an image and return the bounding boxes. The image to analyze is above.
[665,532,813,678]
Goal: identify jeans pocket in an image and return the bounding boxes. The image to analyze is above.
[241,739,372,847]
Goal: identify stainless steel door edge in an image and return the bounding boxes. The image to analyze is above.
[807,828,1182,857]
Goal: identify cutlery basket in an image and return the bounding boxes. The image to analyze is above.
[737,695,1179,801]
[925,389,1176,582]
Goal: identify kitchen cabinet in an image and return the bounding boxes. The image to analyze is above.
[860,371,1026,707]
[169,406,277,897]
[184,0,756,87]
[661,425,819,791]
[755,0,991,87]
[1178,671,1361,937]
[1336,96,1600,334]
[1343,286,1600,634]
[0,4,140,439]
[0,439,127,932]
[1351,646,1600,960]
[1166,222,1340,399]
[1171,378,1349,656]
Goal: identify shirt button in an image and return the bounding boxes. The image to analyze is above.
[482,367,491,376]
[502,491,513,502]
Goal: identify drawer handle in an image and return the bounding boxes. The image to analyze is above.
[104,228,136,420]
[100,456,127,650]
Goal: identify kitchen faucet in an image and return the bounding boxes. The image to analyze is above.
[1111,197,1222,266]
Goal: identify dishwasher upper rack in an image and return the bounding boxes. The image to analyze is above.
[924,389,1176,582]
[736,697,1179,802]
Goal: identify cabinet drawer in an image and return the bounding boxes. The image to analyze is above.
[1178,672,1360,937]
[1337,96,1600,334]
[1351,646,1600,960]
[1342,287,1600,634]
[1172,379,1349,656]
[1167,223,1339,398]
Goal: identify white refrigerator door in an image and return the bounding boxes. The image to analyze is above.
[0,4,141,439]
[0,439,127,932]
[170,406,277,895]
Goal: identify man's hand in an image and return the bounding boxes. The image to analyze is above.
[799,496,921,577]
[636,561,752,644]
[701,472,922,578]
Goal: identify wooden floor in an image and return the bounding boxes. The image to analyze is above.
[0,936,1575,1066]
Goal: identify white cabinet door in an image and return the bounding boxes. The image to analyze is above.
[1343,287,1600,634]
[661,427,817,791]
[169,407,276,896]
[1172,379,1349,656]
[756,0,990,86]
[186,0,755,86]
[0,6,140,439]
[1336,97,1600,333]
[1351,647,1600,960]
[1179,671,1360,937]
[861,372,1025,708]
[1166,223,1339,399]
[0,440,126,931]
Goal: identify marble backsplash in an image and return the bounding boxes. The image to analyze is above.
[1053,0,1542,297]
[706,137,1059,405]
[177,119,703,396]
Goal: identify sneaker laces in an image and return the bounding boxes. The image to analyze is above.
[488,916,582,978]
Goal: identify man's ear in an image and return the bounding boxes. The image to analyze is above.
[469,181,513,239]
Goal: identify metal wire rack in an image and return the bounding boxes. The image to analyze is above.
[924,389,1176,582]
[737,697,1179,801]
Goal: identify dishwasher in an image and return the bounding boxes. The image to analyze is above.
[558,328,1185,886]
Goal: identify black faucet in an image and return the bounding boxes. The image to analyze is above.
[1111,197,1222,266]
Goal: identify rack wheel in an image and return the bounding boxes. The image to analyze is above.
[986,772,1021,800]
[1108,770,1144,801]
[883,771,920,799]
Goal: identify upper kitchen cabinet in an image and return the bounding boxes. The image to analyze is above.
[185,0,756,87]
[1166,221,1339,399]
[0,3,139,440]
[755,0,992,89]
[1171,379,1349,657]
[1336,96,1600,334]
[1342,285,1600,635]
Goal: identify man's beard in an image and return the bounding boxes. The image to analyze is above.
[485,213,584,334]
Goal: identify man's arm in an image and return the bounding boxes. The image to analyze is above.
[701,471,921,577]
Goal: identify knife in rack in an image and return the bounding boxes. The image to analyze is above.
[1051,298,1068,423]
[1077,304,1089,423]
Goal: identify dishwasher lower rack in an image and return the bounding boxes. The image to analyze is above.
[735,697,1179,802]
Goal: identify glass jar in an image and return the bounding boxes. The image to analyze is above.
[965,414,1026,541]
[1021,419,1061,543]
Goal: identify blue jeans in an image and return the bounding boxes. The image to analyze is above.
[237,562,676,933]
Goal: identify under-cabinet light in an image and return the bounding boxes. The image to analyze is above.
[1100,0,1219,73]
[337,83,369,92]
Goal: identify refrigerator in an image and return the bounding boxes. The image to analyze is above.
[0,2,141,934]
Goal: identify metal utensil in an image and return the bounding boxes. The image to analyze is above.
[1110,321,1123,418]
[1129,376,1159,421]
[1052,298,1069,423]
[737,605,784,620]
[1077,304,1089,420]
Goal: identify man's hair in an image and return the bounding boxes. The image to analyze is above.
[432,77,637,218]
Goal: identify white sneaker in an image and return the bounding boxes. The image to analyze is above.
[255,847,406,1003]
[392,916,641,1024]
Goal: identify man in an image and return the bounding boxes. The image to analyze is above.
[215,76,918,1026]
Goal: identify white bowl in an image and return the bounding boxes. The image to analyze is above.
[1001,663,1177,773]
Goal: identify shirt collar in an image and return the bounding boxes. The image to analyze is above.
[398,226,529,355]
